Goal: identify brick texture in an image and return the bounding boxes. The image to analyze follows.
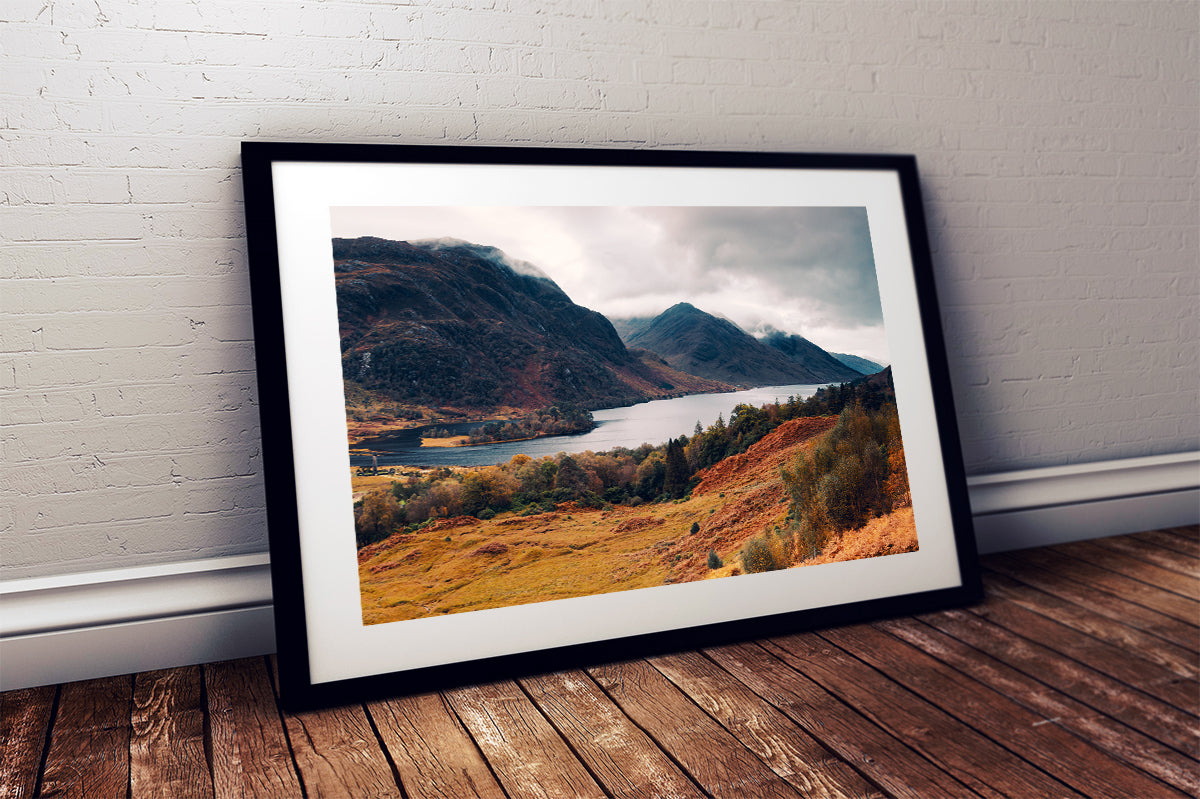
[2,0,1196,579]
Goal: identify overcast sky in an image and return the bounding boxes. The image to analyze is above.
[330,205,888,364]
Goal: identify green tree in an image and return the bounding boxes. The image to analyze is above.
[780,402,906,551]
[554,454,597,497]
[355,489,402,548]
[460,468,517,515]
[663,437,690,498]
[634,452,666,499]
[696,414,729,468]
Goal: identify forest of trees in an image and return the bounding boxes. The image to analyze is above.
[355,371,900,549]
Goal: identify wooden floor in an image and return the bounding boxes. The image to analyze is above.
[3,527,1197,799]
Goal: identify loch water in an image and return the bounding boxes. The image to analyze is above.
[351,383,826,468]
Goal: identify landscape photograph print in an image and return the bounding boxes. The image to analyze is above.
[331,205,916,626]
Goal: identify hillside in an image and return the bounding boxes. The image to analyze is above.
[357,413,917,623]
[761,331,862,383]
[333,238,731,416]
[624,302,857,386]
[357,416,839,623]
[830,351,886,376]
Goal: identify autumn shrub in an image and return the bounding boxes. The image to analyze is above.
[886,445,910,506]
[707,549,723,569]
[768,526,794,567]
[794,517,830,562]
[740,536,781,574]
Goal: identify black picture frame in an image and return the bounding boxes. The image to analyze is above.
[241,142,981,709]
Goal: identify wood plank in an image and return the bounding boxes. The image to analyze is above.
[281,702,403,798]
[986,553,1200,650]
[446,680,606,799]
[646,651,884,799]
[1163,525,1200,542]
[704,641,983,799]
[971,595,1199,711]
[205,657,303,799]
[269,655,401,799]
[1018,547,1200,623]
[366,691,506,799]
[983,570,1199,680]
[823,623,1190,799]
[38,675,132,799]
[588,658,804,798]
[130,666,213,799]
[920,607,1200,756]
[1054,539,1200,601]
[520,669,707,799]
[879,615,1200,796]
[763,632,1083,799]
[0,685,55,799]
[1132,527,1200,559]
[1094,534,1200,576]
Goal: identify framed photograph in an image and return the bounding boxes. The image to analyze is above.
[241,142,981,708]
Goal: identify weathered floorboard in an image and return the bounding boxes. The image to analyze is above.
[1015,547,1199,624]
[0,685,55,799]
[647,650,885,799]
[1094,533,1200,576]
[446,680,606,799]
[366,691,507,799]
[37,676,133,799]
[1055,539,1200,601]
[704,641,982,799]
[823,623,1190,799]
[205,658,304,799]
[590,658,805,799]
[920,607,1200,756]
[878,615,1200,796]
[129,667,213,799]
[764,632,1083,799]
[1132,527,1200,558]
[969,594,1199,710]
[982,570,1199,679]
[520,668,707,799]
[281,702,403,799]
[984,553,1200,651]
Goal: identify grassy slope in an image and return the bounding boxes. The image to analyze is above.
[357,416,917,625]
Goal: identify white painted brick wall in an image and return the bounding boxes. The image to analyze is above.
[2,0,1196,579]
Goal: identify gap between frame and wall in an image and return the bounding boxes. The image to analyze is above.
[2,450,1196,691]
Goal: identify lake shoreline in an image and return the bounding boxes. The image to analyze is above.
[351,382,829,470]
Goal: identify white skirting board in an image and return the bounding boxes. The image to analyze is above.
[2,451,1196,691]
[968,451,1199,554]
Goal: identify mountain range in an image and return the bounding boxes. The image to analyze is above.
[333,236,872,418]
[620,303,861,387]
[333,237,730,413]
